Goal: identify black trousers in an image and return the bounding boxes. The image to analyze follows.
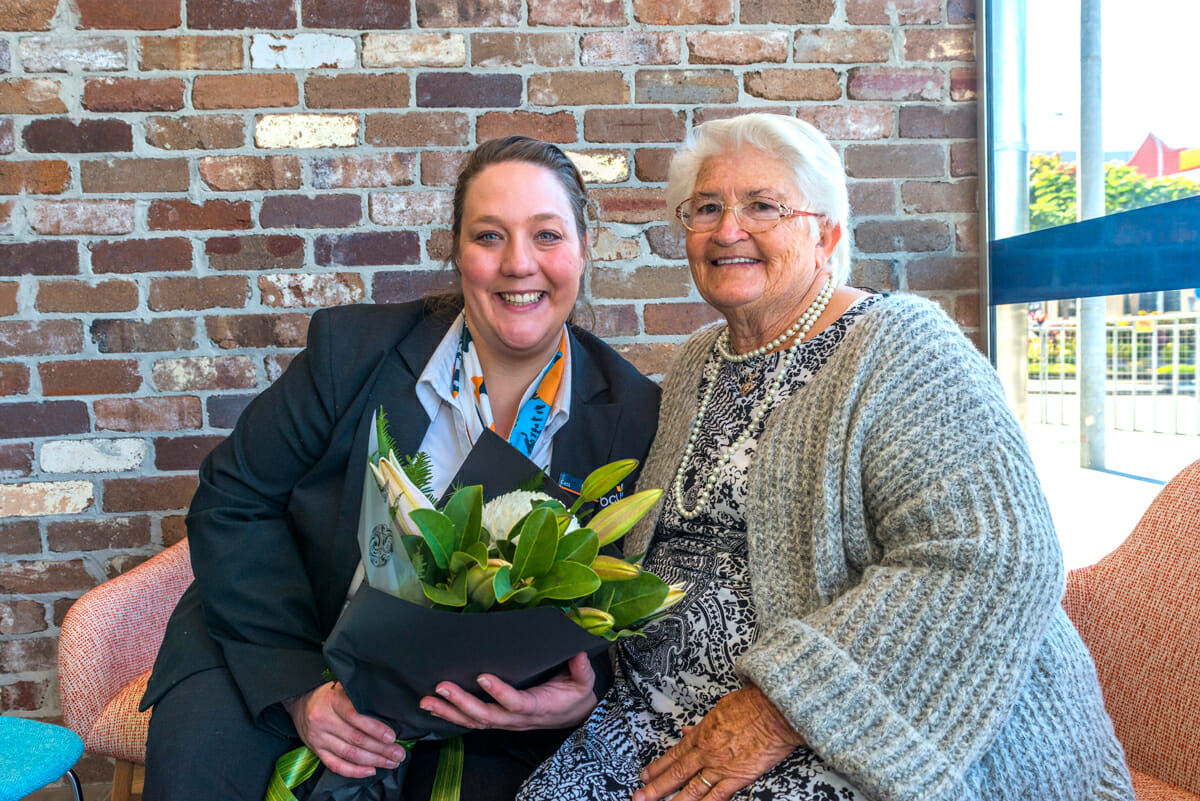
[144,666,571,801]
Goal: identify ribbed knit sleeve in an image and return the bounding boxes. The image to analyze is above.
[735,295,1066,800]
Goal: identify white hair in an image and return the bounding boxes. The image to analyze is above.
[665,113,851,283]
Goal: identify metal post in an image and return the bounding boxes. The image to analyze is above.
[1078,0,1106,469]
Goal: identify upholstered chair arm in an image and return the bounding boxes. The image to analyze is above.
[1061,563,1097,644]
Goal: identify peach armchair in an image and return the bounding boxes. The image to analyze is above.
[1062,459,1200,799]
[58,538,193,801]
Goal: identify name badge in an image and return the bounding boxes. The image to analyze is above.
[558,472,625,508]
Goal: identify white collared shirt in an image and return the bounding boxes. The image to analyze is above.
[413,313,573,499]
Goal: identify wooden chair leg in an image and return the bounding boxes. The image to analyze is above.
[112,759,135,801]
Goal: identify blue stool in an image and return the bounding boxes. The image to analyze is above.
[0,716,84,801]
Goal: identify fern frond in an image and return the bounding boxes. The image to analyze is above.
[373,406,397,464]
[401,451,436,503]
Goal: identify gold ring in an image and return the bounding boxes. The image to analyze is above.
[697,772,714,789]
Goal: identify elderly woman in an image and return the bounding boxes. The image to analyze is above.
[502,115,1134,800]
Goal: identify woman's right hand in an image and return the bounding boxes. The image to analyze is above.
[283,682,407,779]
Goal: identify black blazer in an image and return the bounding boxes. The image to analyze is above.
[142,300,660,734]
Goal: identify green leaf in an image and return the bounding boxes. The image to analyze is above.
[572,459,638,514]
[593,571,669,630]
[444,485,483,553]
[533,561,601,601]
[509,507,558,583]
[400,535,438,585]
[410,508,456,570]
[449,544,487,573]
[492,564,515,603]
[495,538,516,563]
[374,407,396,465]
[508,585,539,605]
[555,528,599,565]
[422,570,468,607]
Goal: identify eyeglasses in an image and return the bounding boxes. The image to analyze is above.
[675,197,821,233]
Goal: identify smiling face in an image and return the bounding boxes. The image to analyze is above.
[685,147,838,342]
[456,160,587,371]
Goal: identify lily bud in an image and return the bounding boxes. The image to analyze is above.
[591,555,641,581]
[373,453,435,538]
[654,583,686,614]
[567,607,615,636]
[589,488,664,547]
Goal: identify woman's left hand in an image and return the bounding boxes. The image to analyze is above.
[633,684,805,801]
[419,652,598,731]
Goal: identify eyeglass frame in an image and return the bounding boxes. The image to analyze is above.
[674,196,823,233]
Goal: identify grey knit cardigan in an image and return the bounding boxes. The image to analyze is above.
[624,294,1133,801]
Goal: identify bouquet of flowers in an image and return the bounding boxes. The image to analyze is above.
[269,412,679,801]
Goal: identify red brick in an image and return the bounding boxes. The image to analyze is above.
[260,194,360,229]
[584,108,686,143]
[206,313,309,349]
[162,515,187,546]
[206,235,305,272]
[264,352,295,382]
[907,255,980,291]
[740,0,832,24]
[81,157,189,193]
[844,143,945,179]
[590,304,640,338]
[207,394,254,428]
[582,32,681,66]
[77,0,180,29]
[0,0,57,31]
[106,553,151,578]
[899,104,976,139]
[145,115,244,150]
[646,224,686,260]
[901,179,978,213]
[0,402,89,437]
[0,282,15,316]
[529,71,628,106]
[372,270,456,304]
[312,153,415,188]
[956,217,979,253]
[847,67,943,101]
[416,73,521,109]
[139,36,243,70]
[848,180,897,216]
[427,229,454,261]
[0,160,69,194]
[0,78,66,114]
[797,105,894,141]
[306,74,409,108]
[745,69,840,101]
[0,521,40,555]
[955,292,980,327]
[0,201,11,233]
[31,199,135,235]
[951,141,977,177]
[90,318,197,353]
[846,0,939,24]
[22,118,132,153]
[795,29,892,62]
[304,0,409,27]
[849,259,897,292]
[148,199,253,231]
[152,355,256,391]
[950,67,976,101]
[258,273,364,308]
[949,0,975,23]
[188,0,294,29]
[0,441,33,478]
[39,359,141,395]
[593,187,666,223]
[471,33,573,68]
[632,0,731,24]
[193,74,298,109]
[477,114,576,148]
[95,396,202,432]
[594,265,691,299]
[0,363,30,396]
[529,0,623,26]
[90,237,192,274]
[313,231,419,267]
[365,112,469,147]
[417,0,515,25]
[0,320,82,356]
[635,69,737,105]
[199,156,301,191]
[905,29,974,62]
[1,679,51,712]
[0,600,47,635]
[103,476,198,512]
[0,636,58,674]
[47,517,151,551]
[83,77,184,112]
[633,148,673,182]
[644,302,722,335]
[35,280,137,313]
[149,276,248,311]
[855,219,951,253]
[154,435,225,471]
[688,32,786,65]
[614,342,677,377]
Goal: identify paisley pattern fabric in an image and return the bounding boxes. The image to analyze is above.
[518,298,880,801]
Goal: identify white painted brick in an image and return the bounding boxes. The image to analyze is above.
[40,439,146,474]
[369,190,453,226]
[19,36,127,72]
[250,34,356,70]
[29,200,135,235]
[255,114,358,149]
[593,229,641,261]
[0,481,94,518]
[567,151,630,184]
[362,33,466,68]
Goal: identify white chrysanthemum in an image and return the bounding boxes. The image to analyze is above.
[481,490,579,543]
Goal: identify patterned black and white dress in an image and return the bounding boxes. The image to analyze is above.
[518,298,880,801]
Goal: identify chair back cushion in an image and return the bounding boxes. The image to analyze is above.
[1077,460,1200,794]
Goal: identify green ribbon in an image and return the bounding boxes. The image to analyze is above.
[264,737,463,801]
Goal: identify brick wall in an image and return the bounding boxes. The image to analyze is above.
[0,0,978,789]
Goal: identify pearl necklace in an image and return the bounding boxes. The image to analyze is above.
[672,276,836,520]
